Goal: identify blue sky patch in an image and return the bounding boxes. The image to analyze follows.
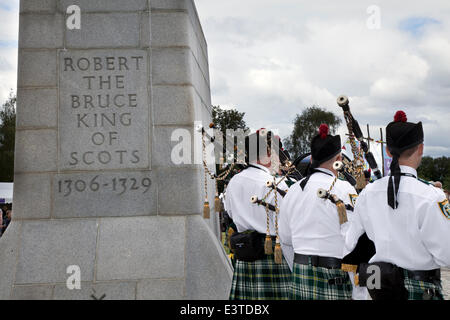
[0,0,19,11]
[0,40,17,48]
[399,17,440,36]
[0,3,11,11]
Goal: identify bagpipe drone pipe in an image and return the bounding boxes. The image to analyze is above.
[317,157,376,277]
[337,95,383,184]
[331,95,378,279]
[197,124,303,216]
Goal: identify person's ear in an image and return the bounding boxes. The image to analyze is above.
[418,144,424,156]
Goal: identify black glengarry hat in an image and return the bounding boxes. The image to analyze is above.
[386,111,424,156]
[311,124,341,167]
[386,111,424,209]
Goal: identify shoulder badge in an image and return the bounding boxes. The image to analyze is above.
[349,194,358,207]
[438,199,450,219]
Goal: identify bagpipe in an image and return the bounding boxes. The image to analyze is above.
[266,180,288,197]
[246,128,307,213]
[250,195,277,212]
[316,158,376,282]
[198,122,300,215]
[334,95,378,282]
[197,122,248,219]
[315,160,353,225]
[316,187,349,225]
[337,95,382,190]
[198,124,300,264]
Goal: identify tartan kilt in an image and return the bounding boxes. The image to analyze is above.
[290,262,353,300]
[403,271,444,300]
[229,254,292,300]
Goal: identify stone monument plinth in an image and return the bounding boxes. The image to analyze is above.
[0,0,232,300]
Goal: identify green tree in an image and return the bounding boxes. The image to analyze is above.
[212,105,249,134]
[211,106,249,193]
[0,91,16,182]
[211,105,249,165]
[417,156,434,181]
[443,176,450,191]
[434,157,450,183]
[418,156,450,190]
[284,105,342,159]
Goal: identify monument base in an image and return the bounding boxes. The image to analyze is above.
[3,0,233,300]
[0,215,232,300]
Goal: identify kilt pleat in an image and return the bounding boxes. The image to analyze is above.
[229,254,292,300]
[290,262,353,300]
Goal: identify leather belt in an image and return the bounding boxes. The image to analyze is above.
[405,268,441,285]
[294,253,342,269]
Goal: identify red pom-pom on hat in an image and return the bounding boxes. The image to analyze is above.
[394,111,407,123]
[319,124,329,139]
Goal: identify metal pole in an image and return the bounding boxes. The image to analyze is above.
[380,127,385,176]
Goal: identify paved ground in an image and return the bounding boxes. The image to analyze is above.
[442,268,450,299]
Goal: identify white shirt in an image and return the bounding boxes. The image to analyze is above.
[344,165,450,271]
[225,164,288,235]
[279,168,358,259]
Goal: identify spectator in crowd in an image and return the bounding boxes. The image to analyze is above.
[1,205,7,219]
[445,189,450,201]
[2,210,11,234]
[0,210,2,237]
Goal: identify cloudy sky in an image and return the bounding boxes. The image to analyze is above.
[0,0,449,157]
[0,0,18,107]
[195,0,450,157]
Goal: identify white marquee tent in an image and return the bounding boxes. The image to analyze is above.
[0,183,13,204]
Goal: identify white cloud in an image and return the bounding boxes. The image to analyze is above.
[195,0,450,157]
[0,0,19,104]
[0,0,19,41]
[0,1,448,158]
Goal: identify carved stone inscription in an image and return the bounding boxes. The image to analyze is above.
[53,171,157,218]
[59,50,149,170]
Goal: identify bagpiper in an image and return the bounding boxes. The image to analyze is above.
[226,129,292,300]
[344,111,450,300]
[279,124,357,300]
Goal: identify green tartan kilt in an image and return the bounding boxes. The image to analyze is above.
[290,262,353,300]
[403,271,444,300]
[229,254,292,300]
